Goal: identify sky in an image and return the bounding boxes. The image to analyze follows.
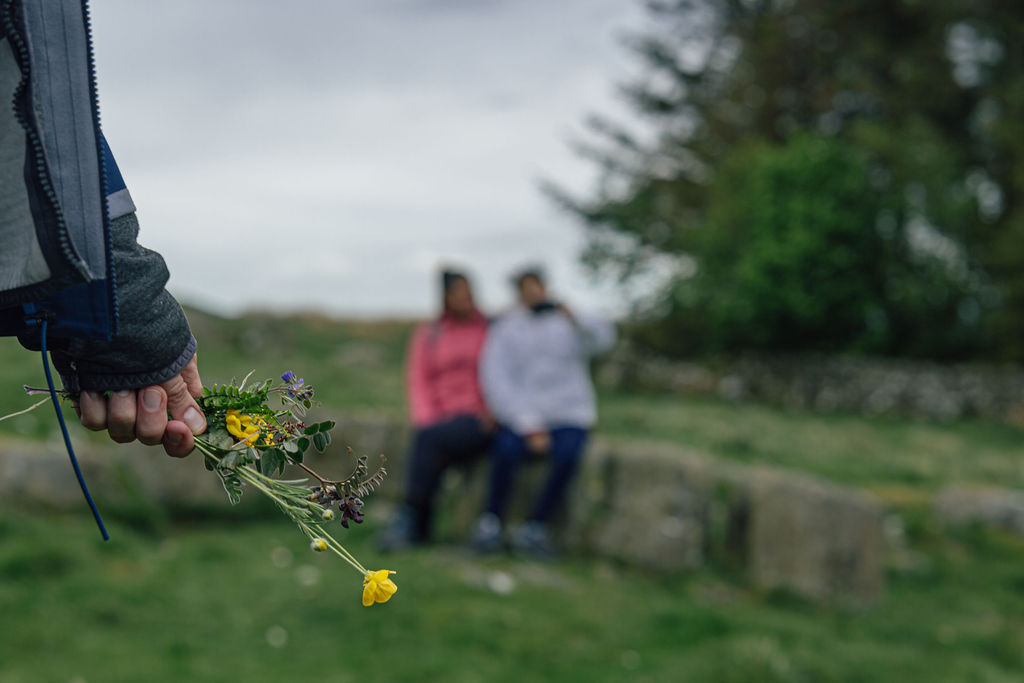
[89,0,651,319]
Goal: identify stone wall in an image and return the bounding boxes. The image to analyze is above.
[0,414,885,607]
[599,347,1024,422]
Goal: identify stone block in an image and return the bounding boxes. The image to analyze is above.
[570,443,710,571]
[934,486,1024,538]
[748,470,885,605]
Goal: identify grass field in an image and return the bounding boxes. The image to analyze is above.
[1,503,1023,683]
[2,308,1024,681]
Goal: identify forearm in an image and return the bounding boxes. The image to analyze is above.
[19,212,195,392]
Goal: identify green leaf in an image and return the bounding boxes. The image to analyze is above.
[260,449,285,476]
[297,437,310,452]
[318,420,336,433]
[282,440,299,454]
[216,470,243,505]
[303,424,319,436]
[241,447,259,466]
[312,431,328,452]
[221,452,238,470]
[207,427,235,450]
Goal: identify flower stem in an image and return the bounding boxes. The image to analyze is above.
[196,439,367,575]
[0,397,51,423]
[296,462,330,485]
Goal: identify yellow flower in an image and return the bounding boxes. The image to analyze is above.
[225,409,268,445]
[362,569,397,606]
[310,538,328,552]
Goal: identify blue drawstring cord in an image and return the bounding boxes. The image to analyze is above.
[39,318,110,541]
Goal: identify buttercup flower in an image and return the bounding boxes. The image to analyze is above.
[362,569,397,606]
[225,409,268,446]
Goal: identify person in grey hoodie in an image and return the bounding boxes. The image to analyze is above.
[472,267,616,556]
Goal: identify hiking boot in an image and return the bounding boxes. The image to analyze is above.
[468,512,504,554]
[511,521,559,560]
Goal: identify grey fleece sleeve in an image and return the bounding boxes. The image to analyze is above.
[20,212,196,393]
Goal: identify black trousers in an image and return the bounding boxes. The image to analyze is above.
[405,414,492,538]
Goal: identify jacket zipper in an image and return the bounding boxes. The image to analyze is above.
[80,0,118,335]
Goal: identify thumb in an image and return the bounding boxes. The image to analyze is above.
[163,373,207,435]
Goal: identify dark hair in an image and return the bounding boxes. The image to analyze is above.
[441,269,468,292]
[511,265,545,288]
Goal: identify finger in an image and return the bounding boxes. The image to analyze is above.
[162,420,195,458]
[78,391,107,431]
[180,353,203,398]
[136,386,169,446]
[106,389,138,443]
[163,374,206,435]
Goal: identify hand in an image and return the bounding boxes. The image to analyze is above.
[480,413,499,433]
[526,431,551,455]
[75,354,206,458]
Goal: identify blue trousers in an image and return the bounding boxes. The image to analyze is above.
[486,426,588,523]
[405,415,492,538]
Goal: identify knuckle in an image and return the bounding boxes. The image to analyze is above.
[164,380,191,404]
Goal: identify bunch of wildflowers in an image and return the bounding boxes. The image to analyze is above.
[4,370,397,607]
[192,371,397,606]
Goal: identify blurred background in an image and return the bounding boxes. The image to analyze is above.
[2,1,1024,681]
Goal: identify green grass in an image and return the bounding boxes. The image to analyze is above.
[0,503,1023,682]
[4,307,1024,680]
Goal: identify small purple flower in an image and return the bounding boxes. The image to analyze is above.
[338,497,364,528]
[280,371,311,399]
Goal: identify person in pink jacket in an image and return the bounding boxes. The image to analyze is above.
[379,269,493,550]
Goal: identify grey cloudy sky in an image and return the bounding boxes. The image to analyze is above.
[90,0,650,317]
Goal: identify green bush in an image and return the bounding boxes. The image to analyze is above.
[635,136,981,358]
[681,137,886,352]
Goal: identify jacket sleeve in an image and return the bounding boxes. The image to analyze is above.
[479,318,544,435]
[405,324,438,427]
[19,212,196,393]
[575,313,617,357]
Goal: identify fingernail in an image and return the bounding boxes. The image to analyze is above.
[142,388,162,412]
[184,406,205,434]
[85,391,102,400]
[116,389,131,397]
[166,431,183,447]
